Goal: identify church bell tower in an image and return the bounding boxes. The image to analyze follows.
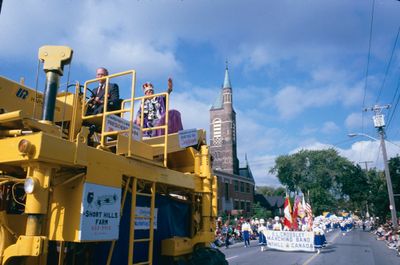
[209,64,239,174]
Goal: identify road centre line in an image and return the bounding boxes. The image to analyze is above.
[226,255,239,260]
[303,231,340,265]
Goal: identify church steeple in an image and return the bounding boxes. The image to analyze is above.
[223,61,232,89]
[222,61,233,109]
[209,62,239,174]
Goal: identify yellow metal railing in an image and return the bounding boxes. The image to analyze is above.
[81,70,136,148]
[80,70,169,167]
[125,92,169,166]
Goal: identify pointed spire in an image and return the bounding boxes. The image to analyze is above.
[223,60,232,89]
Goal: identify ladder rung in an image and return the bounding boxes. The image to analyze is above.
[137,192,153,197]
[133,238,151,243]
[135,215,151,219]
[132,261,150,265]
[150,143,165,148]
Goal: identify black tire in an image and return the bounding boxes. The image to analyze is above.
[189,247,228,265]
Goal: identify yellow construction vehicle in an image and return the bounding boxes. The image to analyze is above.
[0,45,226,265]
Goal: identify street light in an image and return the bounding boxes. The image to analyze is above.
[348,132,398,229]
[348,132,400,149]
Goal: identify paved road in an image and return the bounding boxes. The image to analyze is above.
[220,229,400,265]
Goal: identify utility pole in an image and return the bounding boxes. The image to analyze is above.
[359,161,373,171]
[359,161,373,218]
[365,104,398,229]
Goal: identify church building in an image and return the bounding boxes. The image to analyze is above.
[209,65,255,216]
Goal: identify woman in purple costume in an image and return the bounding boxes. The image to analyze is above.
[135,78,182,137]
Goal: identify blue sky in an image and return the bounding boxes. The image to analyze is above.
[1,0,400,186]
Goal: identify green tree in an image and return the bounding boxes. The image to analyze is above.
[366,169,389,220]
[386,155,400,221]
[270,149,367,215]
[252,202,272,219]
[255,185,285,196]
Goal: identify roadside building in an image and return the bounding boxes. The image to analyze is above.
[254,194,285,217]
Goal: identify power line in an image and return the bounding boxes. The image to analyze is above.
[385,73,400,132]
[362,0,376,134]
[375,25,400,103]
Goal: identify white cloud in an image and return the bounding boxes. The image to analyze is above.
[321,121,340,134]
[274,86,306,119]
[301,126,318,136]
[273,85,335,119]
[246,154,281,187]
[170,92,211,133]
[345,112,363,130]
[339,140,400,169]
[341,82,364,107]
[233,45,271,71]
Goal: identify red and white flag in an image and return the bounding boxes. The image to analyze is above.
[304,200,313,230]
[283,195,292,230]
[305,201,312,215]
[292,195,301,230]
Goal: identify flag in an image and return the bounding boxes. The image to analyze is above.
[283,195,292,230]
[292,195,301,230]
[307,214,313,230]
[298,196,306,219]
[305,202,312,215]
[304,200,313,230]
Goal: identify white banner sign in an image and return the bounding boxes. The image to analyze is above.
[263,230,315,252]
[105,114,141,141]
[134,207,158,230]
[79,182,122,241]
[178,128,198,148]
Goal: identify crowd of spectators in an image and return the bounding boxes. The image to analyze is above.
[370,219,400,256]
[213,217,273,248]
[214,214,400,258]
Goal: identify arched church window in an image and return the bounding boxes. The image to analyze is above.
[213,118,222,146]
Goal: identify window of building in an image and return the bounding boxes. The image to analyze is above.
[224,182,229,200]
[213,118,221,138]
[240,182,244,192]
[246,202,251,213]
[223,92,232,103]
[234,200,239,210]
[246,183,250,193]
[234,180,238,191]
[212,118,222,147]
[232,123,236,142]
[240,201,245,210]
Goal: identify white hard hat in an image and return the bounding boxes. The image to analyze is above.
[274,216,279,221]
[260,219,265,224]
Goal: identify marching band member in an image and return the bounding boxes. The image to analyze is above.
[340,219,347,236]
[257,219,267,252]
[313,221,324,253]
[273,216,283,231]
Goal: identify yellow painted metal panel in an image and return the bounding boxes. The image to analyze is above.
[0,133,42,163]
[86,154,123,188]
[144,129,205,156]
[0,76,74,122]
[48,176,85,242]
[116,134,153,160]
[161,237,192,256]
